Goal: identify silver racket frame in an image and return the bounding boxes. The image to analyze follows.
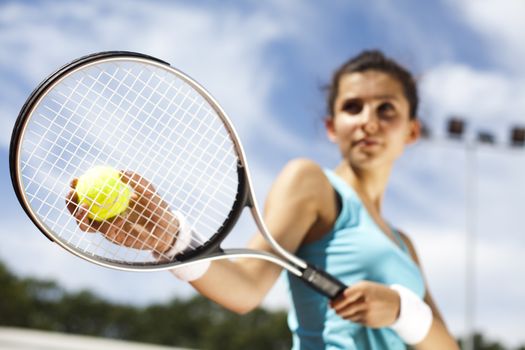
[139,57,310,276]
[11,54,307,277]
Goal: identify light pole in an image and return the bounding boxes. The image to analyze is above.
[445,118,477,350]
[423,119,525,350]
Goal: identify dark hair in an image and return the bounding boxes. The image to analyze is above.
[326,50,418,119]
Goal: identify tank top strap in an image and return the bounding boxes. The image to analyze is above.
[322,168,361,232]
[324,169,412,256]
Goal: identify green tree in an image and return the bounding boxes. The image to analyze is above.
[458,333,507,350]
[3,259,525,350]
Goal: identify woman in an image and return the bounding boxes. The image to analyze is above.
[68,50,459,349]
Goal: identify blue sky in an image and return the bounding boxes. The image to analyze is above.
[1,0,525,346]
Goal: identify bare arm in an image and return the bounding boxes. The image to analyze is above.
[191,159,337,314]
[66,159,337,315]
[399,232,460,350]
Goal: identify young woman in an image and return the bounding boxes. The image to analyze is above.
[68,50,459,349]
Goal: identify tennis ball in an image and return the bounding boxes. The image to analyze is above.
[76,166,131,222]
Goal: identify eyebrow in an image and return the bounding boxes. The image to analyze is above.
[373,94,398,100]
[339,94,400,102]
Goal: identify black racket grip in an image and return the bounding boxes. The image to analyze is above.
[301,263,346,299]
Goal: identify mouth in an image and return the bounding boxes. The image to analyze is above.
[353,138,380,148]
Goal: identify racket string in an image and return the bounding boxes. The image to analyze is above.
[26,65,166,257]
[56,65,237,226]
[65,64,217,256]
[48,64,166,256]
[57,66,239,192]
[93,64,236,253]
[22,69,99,200]
[20,58,241,264]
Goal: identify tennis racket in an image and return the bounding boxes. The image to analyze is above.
[10,51,346,299]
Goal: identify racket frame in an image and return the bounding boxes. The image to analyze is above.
[10,51,346,299]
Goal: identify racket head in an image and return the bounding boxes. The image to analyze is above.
[10,51,250,271]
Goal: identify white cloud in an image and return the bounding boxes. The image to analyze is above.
[0,0,301,151]
[0,0,300,305]
[385,139,525,345]
[420,64,525,133]
[449,0,525,74]
[404,224,525,345]
[0,220,195,305]
[2,1,525,346]
[409,12,525,343]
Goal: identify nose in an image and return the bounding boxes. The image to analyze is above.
[361,106,379,134]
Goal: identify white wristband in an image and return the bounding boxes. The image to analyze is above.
[170,259,211,282]
[162,210,193,258]
[389,284,433,345]
[160,211,210,282]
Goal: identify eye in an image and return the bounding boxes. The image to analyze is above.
[340,99,363,115]
[377,102,396,118]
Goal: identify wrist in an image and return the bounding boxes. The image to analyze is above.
[389,284,433,345]
[155,210,210,282]
[169,259,211,282]
[157,210,193,259]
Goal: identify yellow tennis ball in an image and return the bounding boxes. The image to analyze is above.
[76,166,131,222]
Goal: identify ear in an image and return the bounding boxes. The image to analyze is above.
[325,116,338,143]
[405,119,421,145]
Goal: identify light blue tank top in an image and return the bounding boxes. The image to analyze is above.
[287,169,425,350]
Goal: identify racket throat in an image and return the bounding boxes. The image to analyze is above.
[300,263,346,299]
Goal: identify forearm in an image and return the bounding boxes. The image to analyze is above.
[413,317,459,350]
[174,160,323,314]
[394,234,460,349]
[189,257,282,314]
[388,285,459,349]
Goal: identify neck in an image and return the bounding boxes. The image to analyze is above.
[335,162,392,213]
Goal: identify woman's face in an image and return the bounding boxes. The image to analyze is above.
[326,70,420,171]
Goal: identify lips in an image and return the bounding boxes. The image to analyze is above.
[353,138,380,147]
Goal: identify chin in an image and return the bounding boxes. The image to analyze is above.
[348,154,390,171]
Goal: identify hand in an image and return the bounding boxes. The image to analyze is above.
[65,171,179,255]
[329,280,400,328]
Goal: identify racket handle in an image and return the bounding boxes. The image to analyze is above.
[301,264,346,299]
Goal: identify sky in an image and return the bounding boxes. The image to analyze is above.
[1,0,525,346]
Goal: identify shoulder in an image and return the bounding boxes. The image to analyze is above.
[266,158,334,214]
[276,159,340,232]
[280,158,325,178]
[276,158,331,192]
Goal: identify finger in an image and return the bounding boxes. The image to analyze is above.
[97,215,127,236]
[121,171,156,197]
[65,190,79,216]
[100,219,154,250]
[121,171,169,211]
[99,220,132,246]
[127,197,154,226]
[130,191,139,202]
[76,204,99,232]
[66,191,97,232]
[125,217,173,253]
[120,172,174,234]
[70,178,78,189]
[345,311,366,324]
[125,214,175,253]
[128,222,160,250]
[337,301,368,320]
[120,172,156,226]
[122,222,156,250]
[332,296,365,315]
[142,207,173,234]
[149,226,177,253]
[127,194,170,230]
[330,287,363,311]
